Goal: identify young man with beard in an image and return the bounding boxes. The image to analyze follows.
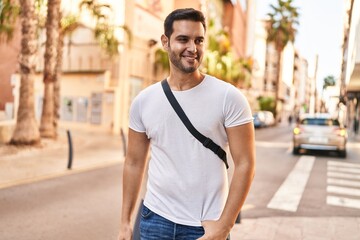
[118,8,255,240]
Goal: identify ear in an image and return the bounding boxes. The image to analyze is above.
[161,34,169,51]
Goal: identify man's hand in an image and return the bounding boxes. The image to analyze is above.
[118,223,133,240]
[197,220,231,240]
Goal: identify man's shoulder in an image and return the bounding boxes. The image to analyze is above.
[204,75,238,95]
[137,81,162,98]
[204,74,232,89]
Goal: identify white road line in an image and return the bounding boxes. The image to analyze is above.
[328,171,360,180]
[328,161,360,168]
[327,186,360,197]
[327,178,360,188]
[327,196,360,210]
[327,166,360,174]
[267,156,315,212]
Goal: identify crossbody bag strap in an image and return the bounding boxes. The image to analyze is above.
[161,79,229,169]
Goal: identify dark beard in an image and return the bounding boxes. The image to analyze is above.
[169,52,198,73]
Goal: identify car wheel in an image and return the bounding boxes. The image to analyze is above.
[339,150,347,158]
[293,147,300,155]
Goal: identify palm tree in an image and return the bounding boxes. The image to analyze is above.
[10,0,41,145]
[266,0,299,120]
[323,75,336,89]
[53,13,79,131]
[320,75,336,112]
[0,0,20,42]
[79,0,131,57]
[39,0,61,138]
[44,0,128,137]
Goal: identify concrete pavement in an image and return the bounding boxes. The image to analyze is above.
[1,127,360,239]
[0,127,125,189]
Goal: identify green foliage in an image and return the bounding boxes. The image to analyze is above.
[257,96,276,114]
[79,0,111,21]
[61,14,80,34]
[266,0,299,51]
[323,75,336,89]
[154,48,169,74]
[94,23,119,57]
[35,0,47,28]
[202,51,253,88]
[0,0,20,42]
[79,0,131,57]
[201,22,253,88]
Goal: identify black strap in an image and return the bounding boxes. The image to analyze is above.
[161,79,229,169]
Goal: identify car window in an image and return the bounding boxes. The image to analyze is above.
[301,118,340,126]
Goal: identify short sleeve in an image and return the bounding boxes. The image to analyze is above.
[223,85,253,128]
[129,95,146,132]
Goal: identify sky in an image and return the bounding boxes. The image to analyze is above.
[256,0,345,90]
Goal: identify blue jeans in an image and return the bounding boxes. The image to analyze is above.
[139,204,230,240]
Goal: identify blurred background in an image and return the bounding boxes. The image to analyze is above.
[0,0,359,143]
[1,1,360,239]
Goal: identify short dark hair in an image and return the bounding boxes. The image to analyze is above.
[164,8,206,38]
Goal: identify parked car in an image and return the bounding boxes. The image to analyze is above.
[292,114,347,157]
[263,111,275,126]
[253,111,266,128]
[253,111,275,128]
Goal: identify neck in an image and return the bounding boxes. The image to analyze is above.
[167,70,204,91]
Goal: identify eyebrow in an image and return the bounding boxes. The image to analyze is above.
[175,35,205,40]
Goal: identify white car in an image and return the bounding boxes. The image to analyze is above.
[293,114,347,157]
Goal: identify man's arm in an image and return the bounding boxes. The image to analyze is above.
[118,129,150,240]
[200,122,255,239]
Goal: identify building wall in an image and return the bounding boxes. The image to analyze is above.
[230,1,247,57]
[221,0,247,58]
[251,20,267,99]
[2,0,255,135]
[174,0,201,10]
[0,22,20,114]
[33,71,113,131]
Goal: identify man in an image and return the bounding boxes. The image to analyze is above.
[118,8,255,240]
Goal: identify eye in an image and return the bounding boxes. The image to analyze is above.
[195,38,204,45]
[177,37,188,43]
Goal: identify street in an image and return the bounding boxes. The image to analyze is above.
[1,123,360,239]
[244,124,360,219]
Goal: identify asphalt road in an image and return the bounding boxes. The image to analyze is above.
[243,123,360,219]
[0,164,124,240]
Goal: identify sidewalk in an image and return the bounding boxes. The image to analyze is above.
[0,127,125,189]
[231,216,360,240]
[1,127,360,240]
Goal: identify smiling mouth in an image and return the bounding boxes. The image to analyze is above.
[182,55,198,62]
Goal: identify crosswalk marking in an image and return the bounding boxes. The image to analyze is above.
[327,178,360,188]
[328,161,360,168]
[327,171,360,180]
[327,166,360,174]
[327,185,360,197]
[327,161,360,210]
[327,196,360,210]
[267,156,315,212]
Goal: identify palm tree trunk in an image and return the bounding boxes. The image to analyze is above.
[274,48,282,123]
[10,0,40,145]
[53,18,64,135]
[39,0,61,138]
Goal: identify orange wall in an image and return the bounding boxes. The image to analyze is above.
[223,1,247,58]
[0,23,21,110]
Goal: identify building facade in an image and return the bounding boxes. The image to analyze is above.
[341,0,360,134]
[0,0,252,141]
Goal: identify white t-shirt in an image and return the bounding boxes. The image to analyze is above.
[129,75,253,226]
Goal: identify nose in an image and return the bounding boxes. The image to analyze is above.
[187,40,197,53]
